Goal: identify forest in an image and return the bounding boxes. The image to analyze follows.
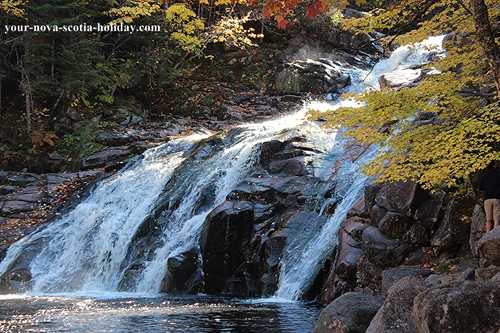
[1,0,500,193]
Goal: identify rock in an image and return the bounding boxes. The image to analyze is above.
[313,292,383,333]
[430,195,471,255]
[379,67,442,90]
[65,107,84,121]
[379,68,424,90]
[375,181,423,217]
[80,147,131,170]
[162,248,203,294]
[275,44,353,95]
[361,226,412,267]
[5,173,39,186]
[413,281,500,333]
[268,156,308,175]
[478,227,500,266]
[364,183,383,217]
[200,200,255,295]
[96,131,140,146]
[367,277,430,333]
[320,218,367,302]
[470,204,486,256]
[380,267,434,298]
[475,266,500,280]
[414,190,445,227]
[378,212,414,237]
[370,204,388,227]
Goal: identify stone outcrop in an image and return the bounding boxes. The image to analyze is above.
[413,281,500,333]
[312,175,500,333]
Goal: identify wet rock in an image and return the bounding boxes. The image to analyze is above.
[163,248,203,294]
[200,200,255,295]
[269,156,309,175]
[80,147,132,170]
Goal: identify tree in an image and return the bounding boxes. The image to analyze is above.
[309,0,500,191]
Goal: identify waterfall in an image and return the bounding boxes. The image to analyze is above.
[0,138,207,293]
[274,36,446,300]
[0,36,445,299]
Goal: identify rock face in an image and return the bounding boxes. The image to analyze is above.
[274,44,370,95]
[413,281,500,333]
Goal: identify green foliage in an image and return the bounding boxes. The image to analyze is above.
[206,58,236,81]
[435,262,451,274]
[56,121,102,171]
[276,68,302,94]
[309,0,500,191]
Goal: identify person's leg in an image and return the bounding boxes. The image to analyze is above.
[486,220,494,232]
[484,199,495,232]
[491,199,500,231]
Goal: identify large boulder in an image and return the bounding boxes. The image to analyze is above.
[375,181,423,217]
[413,280,500,333]
[478,227,500,266]
[380,267,433,298]
[367,277,431,333]
[313,292,383,333]
[200,200,255,295]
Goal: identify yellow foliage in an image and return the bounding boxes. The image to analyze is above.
[1,0,26,16]
[166,4,204,52]
[203,12,264,49]
[309,0,500,191]
[107,0,161,24]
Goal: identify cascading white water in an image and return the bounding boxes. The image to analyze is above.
[133,112,330,294]
[0,36,445,299]
[0,138,208,293]
[274,36,446,300]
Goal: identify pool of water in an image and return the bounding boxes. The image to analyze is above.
[0,294,323,332]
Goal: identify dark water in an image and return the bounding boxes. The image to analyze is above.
[0,294,323,332]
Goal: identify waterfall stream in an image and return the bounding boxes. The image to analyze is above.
[0,37,445,301]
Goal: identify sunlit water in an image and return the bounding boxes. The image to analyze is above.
[0,294,322,332]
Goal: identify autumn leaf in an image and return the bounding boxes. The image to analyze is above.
[275,15,288,28]
[306,4,319,18]
[32,131,58,148]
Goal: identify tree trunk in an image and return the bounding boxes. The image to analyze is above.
[21,48,33,133]
[469,0,500,99]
